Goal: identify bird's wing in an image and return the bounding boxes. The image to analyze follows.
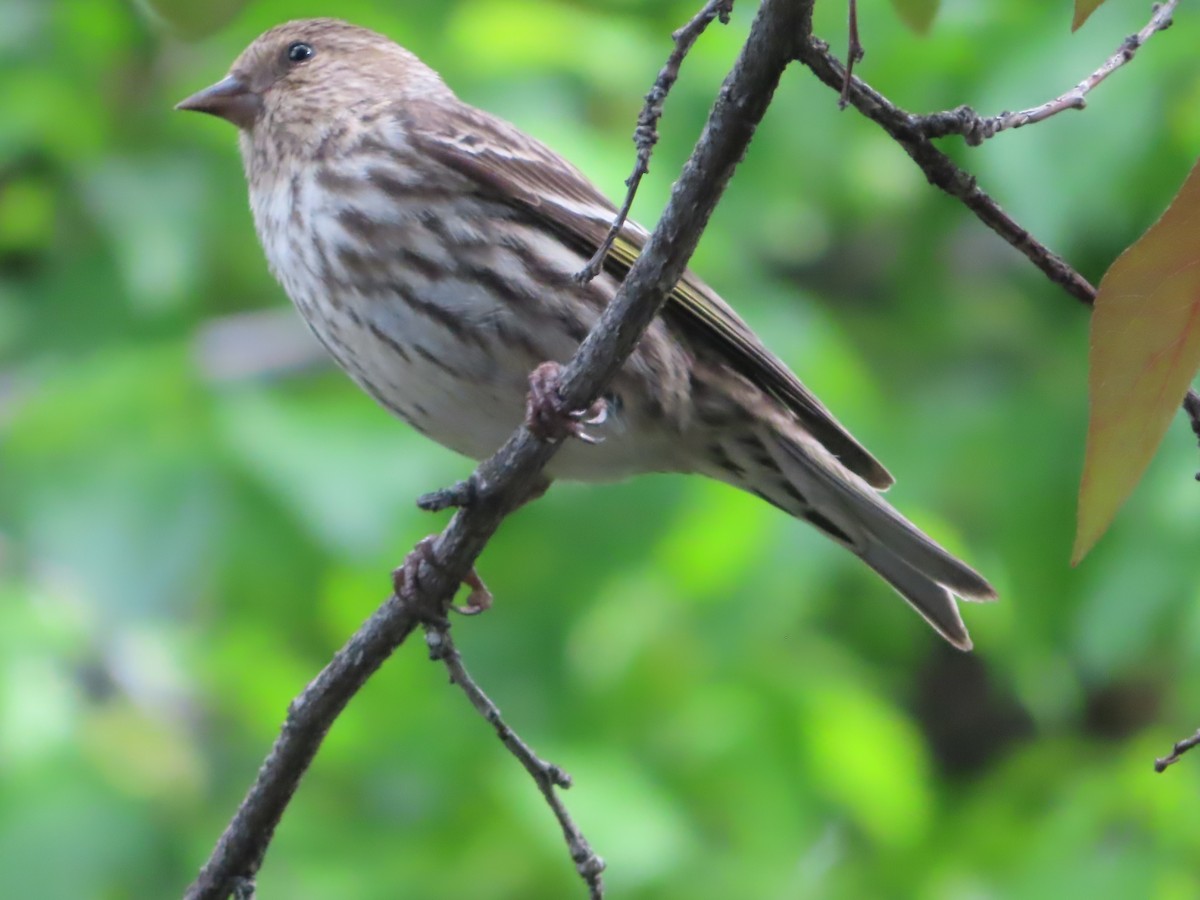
[407,102,894,489]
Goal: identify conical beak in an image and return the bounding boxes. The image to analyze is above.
[176,75,262,129]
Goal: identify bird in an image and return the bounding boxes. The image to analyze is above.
[177,17,995,649]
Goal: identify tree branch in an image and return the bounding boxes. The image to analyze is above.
[1156,728,1200,772]
[796,37,1097,305]
[794,27,1200,448]
[184,0,813,896]
[424,622,606,897]
[918,0,1179,145]
[805,14,1200,771]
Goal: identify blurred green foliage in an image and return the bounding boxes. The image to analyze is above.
[2,0,1199,897]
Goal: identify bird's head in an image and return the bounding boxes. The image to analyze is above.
[176,18,451,135]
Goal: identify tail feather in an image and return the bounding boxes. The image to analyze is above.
[859,540,973,650]
[716,424,995,649]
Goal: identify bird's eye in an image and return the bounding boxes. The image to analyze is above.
[286,42,315,64]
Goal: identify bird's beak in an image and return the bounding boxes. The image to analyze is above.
[176,75,262,130]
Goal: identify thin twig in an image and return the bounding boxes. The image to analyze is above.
[184,1,811,896]
[574,0,735,284]
[795,35,1200,434]
[1155,728,1200,772]
[806,19,1200,777]
[425,623,605,898]
[797,37,1097,305]
[917,0,1179,145]
[839,0,863,109]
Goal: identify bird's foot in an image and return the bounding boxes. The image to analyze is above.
[392,536,493,617]
[525,361,607,445]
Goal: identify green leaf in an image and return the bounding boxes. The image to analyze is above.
[890,0,940,34]
[1072,0,1108,31]
[1073,159,1200,564]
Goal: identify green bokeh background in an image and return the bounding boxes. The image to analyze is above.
[3,0,1199,897]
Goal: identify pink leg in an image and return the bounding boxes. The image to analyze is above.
[392,536,493,616]
[524,361,608,445]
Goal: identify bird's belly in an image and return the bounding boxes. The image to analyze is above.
[301,289,524,460]
[257,175,691,482]
[293,289,677,481]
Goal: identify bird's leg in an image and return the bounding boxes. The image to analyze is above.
[524,361,607,444]
[393,536,493,617]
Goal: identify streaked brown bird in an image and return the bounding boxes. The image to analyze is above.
[177,18,995,648]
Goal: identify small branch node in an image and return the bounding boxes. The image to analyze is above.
[913,0,1178,142]
[1155,728,1200,772]
[417,475,480,512]
[424,625,448,661]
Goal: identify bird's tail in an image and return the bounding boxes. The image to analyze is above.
[710,423,996,650]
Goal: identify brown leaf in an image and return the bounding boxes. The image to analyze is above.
[1073,0,1109,31]
[1074,160,1200,563]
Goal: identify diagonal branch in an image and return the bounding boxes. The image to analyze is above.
[918,0,1179,145]
[795,33,1200,437]
[424,622,606,897]
[797,36,1096,305]
[183,1,813,897]
[1156,727,1200,772]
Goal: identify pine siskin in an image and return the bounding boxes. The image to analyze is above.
[177,18,995,649]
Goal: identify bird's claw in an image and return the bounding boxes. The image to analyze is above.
[455,568,493,615]
[392,536,493,617]
[525,361,607,445]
